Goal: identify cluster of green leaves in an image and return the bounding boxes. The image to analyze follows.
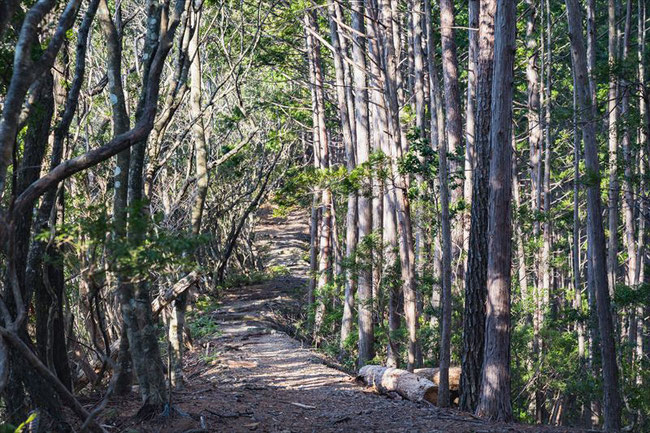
[188,313,221,340]
[40,202,205,284]
[273,151,389,212]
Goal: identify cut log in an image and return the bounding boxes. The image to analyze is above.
[413,366,461,391]
[357,365,437,404]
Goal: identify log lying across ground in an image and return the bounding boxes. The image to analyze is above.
[413,366,461,390]
[357,365,438,404]
[414,366,462,404]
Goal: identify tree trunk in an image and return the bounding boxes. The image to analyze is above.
[513,162,530,304]
[351,0,373,366]
[460,0,496,412]
[410,0,426,279]
[572,68,586,365]
[607,0,619,298]
[378,0,418,371]
[475,0,516,421]
[463,0,479,285]
[167,4,207,391]
[620,0,639,364]
[99,0,135,395]
[304,10,331,342]
[437,0,457,405]
[439,0,463,257]
[564,0,622,428]
[305,12,321,309]
[635,0,647,381]
[436,79,453,407]
[328,2,357,354]
[124,0,169,411]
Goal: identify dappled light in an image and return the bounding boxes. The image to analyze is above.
[0,0,646,431]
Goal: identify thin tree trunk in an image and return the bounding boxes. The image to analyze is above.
[620,0,637,365]
[525,0,544,419]
[585,1,600,423]
[437,0,462,405]
[126,0,172,412]
[99,0,136,396]
[378,0,418,371]
[352,0,374,366]
[383,170,400,366]
[328,2,357,354]
[424,0,446,368]
[513,163,530,303]
[607,0,620,297]
[572,68,586,365]
[537,0,554,417]
[463,0,479,285]
[424,0,447,357]
[410,0,426,279]
[586,0,598,107]
[368,0,385,336]
[636,0,647,381]
[376,0,401,364]
[168,4,207,390]
[304,9,332,342]
[436,55,453,409]
[565,0,622,428]
[189,8,208,237]
[305,13,321,309]
[439,0,463,236]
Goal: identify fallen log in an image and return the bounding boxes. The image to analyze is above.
[357,365,437,404]
[151,271,201,318]
[413,366,461,391]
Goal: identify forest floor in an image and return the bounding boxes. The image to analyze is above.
[101,205,587,433]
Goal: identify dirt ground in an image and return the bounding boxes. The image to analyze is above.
[98,205,588,433]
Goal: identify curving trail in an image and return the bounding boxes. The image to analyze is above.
[111,205,585,433]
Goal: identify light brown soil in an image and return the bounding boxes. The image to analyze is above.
[100,205,586,433]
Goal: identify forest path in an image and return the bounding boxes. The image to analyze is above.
[118,205,584,433]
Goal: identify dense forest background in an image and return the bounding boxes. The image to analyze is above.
[0,0,648,431]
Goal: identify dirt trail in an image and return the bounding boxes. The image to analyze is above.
[111,205,584,433]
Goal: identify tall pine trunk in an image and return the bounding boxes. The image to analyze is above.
[353,0,374,366]
[565,0,622,428]
[328,1,357,354]
[460,0,496,412]
[475,0,516,420]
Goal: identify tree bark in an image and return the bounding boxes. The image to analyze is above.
[475,0,516,421]
[607,0,620,298]
[304,9,332,342]
[410,0,426,278]
[98,0,136,396]
[328,1,357,354]
[463,0,479,285]
[564,0,622,428]
[437,0,455,404]
[460,0,496,412]
[354,0,374,366]
[378,0,418,371]
[305,12,321,310]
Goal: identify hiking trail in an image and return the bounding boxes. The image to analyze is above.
[110,205,585,433]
